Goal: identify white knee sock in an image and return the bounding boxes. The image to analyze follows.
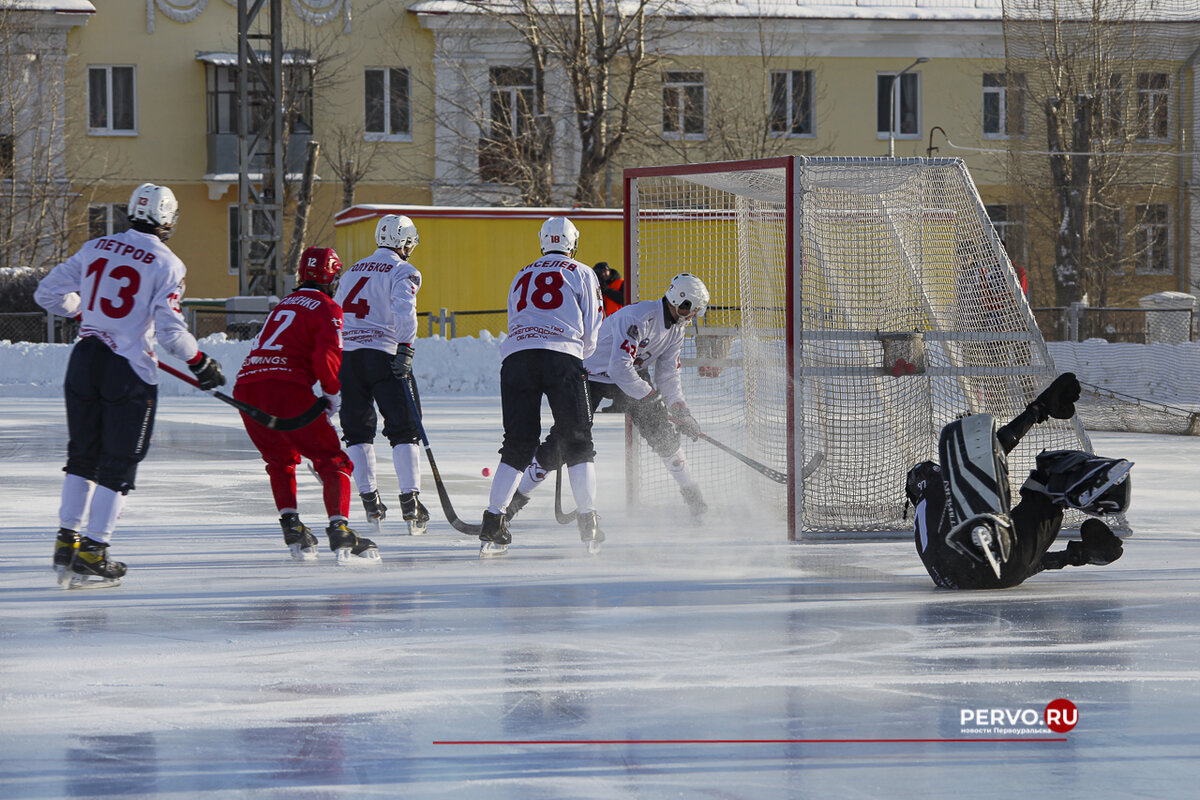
[516,457,549,496]
[487,462,522,515]
[567,462,597,514]
[663,448,696,488]
[393,443,421,494]
[348,443,377,494]
[85,486,126,543]
[59,473,95,531]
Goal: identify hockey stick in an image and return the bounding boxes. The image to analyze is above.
[553,466,577,524]
[398,377,482,536]
[669,417,814,484]
[158,361,328,432]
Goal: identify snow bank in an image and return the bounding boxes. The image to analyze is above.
[0,333,503,397]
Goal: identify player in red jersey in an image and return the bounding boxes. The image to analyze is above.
[233,247,379,565]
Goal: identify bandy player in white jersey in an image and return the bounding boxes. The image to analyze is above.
[333,213,431,535]
[477,216,605,556]
[35,183,225,588]
[505,273,711,522]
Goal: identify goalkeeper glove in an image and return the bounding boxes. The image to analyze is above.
[670,402,702,440]
[1030,372,1080,422]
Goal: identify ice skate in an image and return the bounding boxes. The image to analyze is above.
[577,510,605,556]
[280,513,318,562]
[360,490,387,533]
[68,537,126,590]
[680,483,708,520]
[478,510,511,558]
[326,520,381,565]
[504,491,530,523]
[53,528,80,587]
[399,491,430,536]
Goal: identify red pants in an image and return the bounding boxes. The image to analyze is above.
[233,381,352,519]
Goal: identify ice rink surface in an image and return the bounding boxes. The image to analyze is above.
[2,395,1198,799]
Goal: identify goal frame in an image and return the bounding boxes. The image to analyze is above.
[623,156,1090,541]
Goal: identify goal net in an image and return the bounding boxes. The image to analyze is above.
[624,156,1099,539]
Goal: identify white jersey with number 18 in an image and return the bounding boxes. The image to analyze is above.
[500,253,603,362]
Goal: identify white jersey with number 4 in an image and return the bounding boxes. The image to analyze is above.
[500,253,603,361]
[34,229,200,385]
[335,246,421,355]
[584,299,686,407]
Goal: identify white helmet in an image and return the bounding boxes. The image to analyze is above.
[128,183,179,238]
[376,214,419,252]
[539,216,579,255]
[665,272,710,320]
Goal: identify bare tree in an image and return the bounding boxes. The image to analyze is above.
[422,1,673,207]
[1003,0,1191,306]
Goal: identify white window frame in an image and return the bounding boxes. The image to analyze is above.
[769,70,815,138]
[489,66,537,140]
[88,203,130,240]
[662,70,706,141]
[1136,72,1171,143]
[1134,203,1172,275]
[87,65,137,136]
[876,71,921,140]
[982,72,1025,139]
[364,67,412,142]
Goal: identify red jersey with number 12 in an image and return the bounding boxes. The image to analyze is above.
[235,288,344,394]
[501,253,603,361]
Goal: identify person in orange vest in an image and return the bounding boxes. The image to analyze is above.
[594,262,625,317]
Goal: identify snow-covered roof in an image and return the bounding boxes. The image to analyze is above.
[0,0,95,12]
[409,1,1198,23]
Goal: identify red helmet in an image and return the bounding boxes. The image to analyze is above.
[299,246,342,284]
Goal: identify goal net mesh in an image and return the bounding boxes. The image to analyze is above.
[627,157,1100,538]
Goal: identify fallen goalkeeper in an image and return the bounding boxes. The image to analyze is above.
[905,373,1132,590]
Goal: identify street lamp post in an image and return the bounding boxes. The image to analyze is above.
[889,57,929,157]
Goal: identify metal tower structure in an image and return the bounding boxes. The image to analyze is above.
[236,0,284,296]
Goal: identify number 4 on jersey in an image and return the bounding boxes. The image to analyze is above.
[341,276,372,318]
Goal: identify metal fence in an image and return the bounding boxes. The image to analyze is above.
[0,307,511,344]
[1032,306,1197,344]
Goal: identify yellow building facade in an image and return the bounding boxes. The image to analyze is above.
[35,1,1199,310]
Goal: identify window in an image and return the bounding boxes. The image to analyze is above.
[982,73,1025,137]
[205,63,313,136]
[365,67,411,140]
[88,65,136,134]
[88,203,130,240]
[662,71,706,139]
[769,70,814,137]
[228,205,272,277]
[1098,73,1124,138]
[877,72,920,137]
[1134,204,1171,275]
[490,67,536,140]
[1136,72,1170,141]
[985,205,1026,265]
[0,134,12,179]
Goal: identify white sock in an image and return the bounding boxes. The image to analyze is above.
[663,448,696,487]
[516,457,549,496]
[59,473,95,531]
[567,461,597,514]
[393,443,421,494]
[487,462,522,515]
[348,443,377,494]
[85,486,125,543]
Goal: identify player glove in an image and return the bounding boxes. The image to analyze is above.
[1029,372,1080,422]
[323,391,341,420]
[670,402,702,440]
[391,344,414,379]
[636,389,666,418]
[187,352,225,390]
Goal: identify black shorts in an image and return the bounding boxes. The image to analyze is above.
[499,349,594,470]
[338,348,422,447]
[63,336,156,493]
